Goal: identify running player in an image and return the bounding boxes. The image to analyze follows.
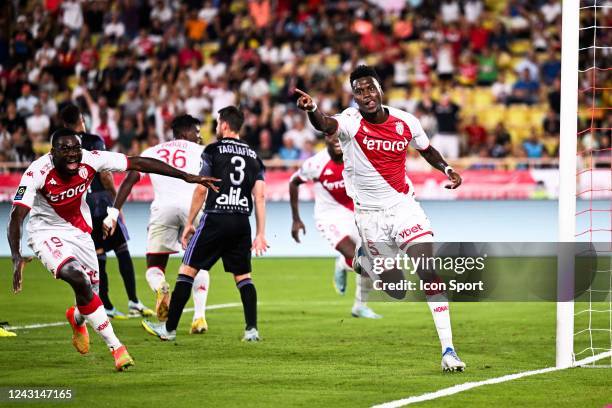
[104,114,210,334]
[8,128,218,371]
[59,104,152,319]
[289,130,381,319]
[295,65,466,372]
[142,106,268,342]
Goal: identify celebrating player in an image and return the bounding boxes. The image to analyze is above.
[7,128,219,371]
[60,104,152,319]
[289,130,381,319]
[142,106,268,342]
[295,65,466,372]
[104,114,210,334]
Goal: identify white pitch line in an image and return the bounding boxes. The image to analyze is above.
[6,302,241,331]
[372,351,612,408]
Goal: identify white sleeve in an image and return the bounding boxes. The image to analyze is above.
[407,115,430,151]
[332,108,359,142]
[291,156,320,182]
[12,164,44,209]
[82,149,128,172]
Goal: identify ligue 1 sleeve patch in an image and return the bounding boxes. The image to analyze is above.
[14,186,27,200]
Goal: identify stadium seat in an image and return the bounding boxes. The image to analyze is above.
[506,105,530,128]
[479,105,506,130]
[473,88,495,109]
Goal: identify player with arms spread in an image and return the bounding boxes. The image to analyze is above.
[7,128,218,371]
[295,65,466,372]
[142,106,268,342]
[290,130,381,319]
[60,104,152,319]
[105,114,211,334]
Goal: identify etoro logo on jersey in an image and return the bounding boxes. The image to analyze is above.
[362,135,409,152]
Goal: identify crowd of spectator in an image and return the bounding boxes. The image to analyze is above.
[0,0,610,171]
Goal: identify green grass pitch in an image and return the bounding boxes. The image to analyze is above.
[0,257,610,407]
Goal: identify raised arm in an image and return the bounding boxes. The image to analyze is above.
[8,205,33,293]
[295,88,338,135]
[251,180,269,256]
[181,184,208,250]
[289,176,306,243]
[417,146,462,189]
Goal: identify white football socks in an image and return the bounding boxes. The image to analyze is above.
[353,273,373,309]
[78,294,122,351]
[426,293,454,352]
[145,266,166,292]
[192,270,210,320]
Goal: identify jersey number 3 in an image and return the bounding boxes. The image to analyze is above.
[158,149,186,169]
[230,156,245,185]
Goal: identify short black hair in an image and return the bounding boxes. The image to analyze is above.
[50,127,80,147]
[59,104,81,128]
[171,114,200,139]
[349,65,381,87]
[218,106,244,133]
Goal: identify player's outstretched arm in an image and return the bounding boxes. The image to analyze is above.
[289,177,306,243]
[181,184,208,250]
[294,88,338,135]
[417,146,462,189]
[127,156,220,190]
[102,170,141,238]
[252,180,269,256]
[99,170,118,200]
[7,205,33,293]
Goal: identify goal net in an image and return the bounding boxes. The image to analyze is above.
[557,0,612,368]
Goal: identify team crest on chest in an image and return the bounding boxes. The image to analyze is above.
[78,166,89,179]
[395,121,404,136]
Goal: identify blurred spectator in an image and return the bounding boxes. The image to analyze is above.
[441,0,460,23]
[540,0,562,24]
[490,123,512,158]
[279,136,300,160]
[432,93,461,159]
[93,109,119,149]
[299,140,315,160]
[515,51,539,81]
[542,111,560,136]
[26,103,51,141]
[61,0,84,32]
[522,133,545,158]
[477,48,498,85]
[117,116,142,154]
[184,87,210,122]
[16,84,38,117]
[39,91,58,119]
[283,114,315,151]
[464,116,488,153]
[548,78,561,115]
[541,50,561,85]
[150,0,173,25]
[4,102,26,134]
[509,69,539,105]
[105,12,125,39]
[464,0,484,24]
[257,129,275,160]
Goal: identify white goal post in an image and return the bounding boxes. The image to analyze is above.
[556,0,579,369]
[557,0,612,369]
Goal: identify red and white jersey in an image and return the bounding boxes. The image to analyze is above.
[291,149,354,218]
[334,105,430,209]
[13,150,128,234]
[140,139,204,212]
